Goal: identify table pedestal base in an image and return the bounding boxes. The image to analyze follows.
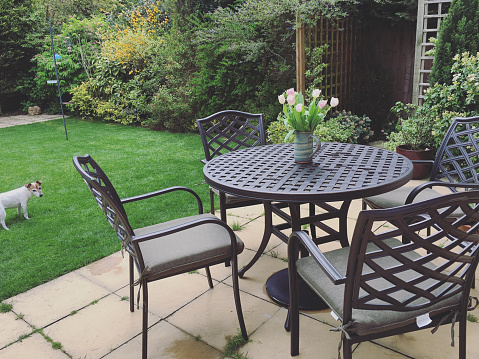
[265,268,329,310]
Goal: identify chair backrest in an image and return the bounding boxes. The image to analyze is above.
[196,110,266,162]
[430,116,479,187]
[344,191,479,320]
[73,155,136,258]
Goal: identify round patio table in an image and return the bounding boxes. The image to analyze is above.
[203,143,413,309]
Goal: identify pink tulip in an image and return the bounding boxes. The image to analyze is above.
[331,97,339,107]
[296,103,303,112]
[318,100,327,109]
[278,94,285,104]
[287,95,295,106]
[286,88,295,96]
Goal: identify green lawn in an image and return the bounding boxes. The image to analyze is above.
[0,118,211,301]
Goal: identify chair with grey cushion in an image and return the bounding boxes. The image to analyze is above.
[363,116,479,213]
[73,154,247,359]
[197,110,266,222]
[288,191,479,358]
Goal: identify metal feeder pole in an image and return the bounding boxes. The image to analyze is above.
[49,22,68,140]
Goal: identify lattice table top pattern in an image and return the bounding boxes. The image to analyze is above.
[204,143,413,202]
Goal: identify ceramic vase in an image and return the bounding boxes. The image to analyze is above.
[294,132,321,163]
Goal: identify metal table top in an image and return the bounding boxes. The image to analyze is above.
[203,143,413,203]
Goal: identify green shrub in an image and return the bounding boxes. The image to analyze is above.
[429,0,479,85]
[387,52,479,151]
[331,111,374,144]
[266,111,372,145]
[69,2,170,125]
[146,85,196,132]
[0,0,36,113]
[27,15,107,112]
[70,79,97,118]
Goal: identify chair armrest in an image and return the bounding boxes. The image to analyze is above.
[288,231,346,285]
[121,186,203,214]
[406,181,479,204]
[200,159,207,165]
[410,159,434,165]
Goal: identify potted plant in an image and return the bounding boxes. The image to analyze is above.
[385,102,435,179]
[278,88,338,163]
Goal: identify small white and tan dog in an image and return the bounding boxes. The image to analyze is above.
[0,181,43,230]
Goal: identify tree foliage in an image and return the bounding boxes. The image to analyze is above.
[429,0,479,85]
[0,0,36,112]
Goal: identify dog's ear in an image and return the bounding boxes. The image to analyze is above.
[36,180,42,185]
[25,183,32,188]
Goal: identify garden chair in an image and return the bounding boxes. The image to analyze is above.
[196,110,266,222]
[73,154,247,359]
[363,116,479,212]
[288,191,479,358]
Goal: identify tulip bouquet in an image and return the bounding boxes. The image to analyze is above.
[278,88,339,140]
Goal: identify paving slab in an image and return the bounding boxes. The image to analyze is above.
[0,114,62,128]
[0,311,33,349]
[8,271,111,329]
[0,332,69,359]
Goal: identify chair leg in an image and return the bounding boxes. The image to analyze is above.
[142,281,149,359]
[219,191,227,223]
[309,203,317,239]
[205,266,214,288]
[289,265,300,356]
[129,255,134,313]
[231,255,247,340]
[342,336,353,359]
[459,311,467,359]
[209,189,215,215]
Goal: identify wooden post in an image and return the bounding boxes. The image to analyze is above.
[296,18,306,94]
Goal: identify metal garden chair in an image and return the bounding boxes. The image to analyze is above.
[197,110,266,223]
[73,154,247,359]
[363,116,479,212]
[289,191,479,358]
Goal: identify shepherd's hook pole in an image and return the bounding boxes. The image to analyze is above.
[49,23,68,140]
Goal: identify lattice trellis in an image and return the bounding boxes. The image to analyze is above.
[413,0,452,105]
[306,17,356,106]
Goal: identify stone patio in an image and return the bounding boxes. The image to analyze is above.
[2,198,479,359]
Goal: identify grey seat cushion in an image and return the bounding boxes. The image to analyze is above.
[297,238,460,336]
[365,186,464,218]
[134,213,244,278]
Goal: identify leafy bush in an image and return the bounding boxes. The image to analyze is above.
[331,110,374,144]
[384,102,435,151]
[69,1,170,125]
[0,0,36,113]
[429,0,479,85]
[266,111,372,145]
[146,85,196,132]
[387,52,479,151]
[26,15,106,112]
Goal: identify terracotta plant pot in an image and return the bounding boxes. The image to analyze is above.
[396,145,434,180]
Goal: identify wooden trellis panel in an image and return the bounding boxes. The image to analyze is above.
[306,17,356,107]
[413,0,451,105]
